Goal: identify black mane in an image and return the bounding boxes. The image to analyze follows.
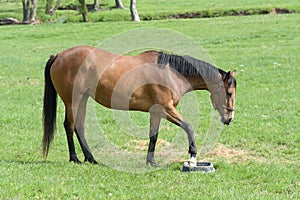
[157,52,225,81]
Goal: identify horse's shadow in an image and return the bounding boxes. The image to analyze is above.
[0,159,60,165]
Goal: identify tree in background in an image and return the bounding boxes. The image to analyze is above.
[115,0,125,9]
[45,0,54,14]
[130,0,140,22]
[93,0,100,11]
[115,0,140,22]
[43,0,139,23]
[47,0,62,15]
[22,0,37,23]
[78,0,88,22]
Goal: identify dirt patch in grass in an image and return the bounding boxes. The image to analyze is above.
[124,139,266,163]
[147,8,294,20]
[124,139,170,151]
[270,8,292,14]
[207,143,266,163]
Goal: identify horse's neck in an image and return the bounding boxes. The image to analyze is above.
[184,76,210,92]
[137,51,160,64]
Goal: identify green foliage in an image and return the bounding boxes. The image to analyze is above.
[0,3,299,199]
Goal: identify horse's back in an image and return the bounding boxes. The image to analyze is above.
[48,46,182,112]
[49,46,115,103]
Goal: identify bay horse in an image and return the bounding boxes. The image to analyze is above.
[43,46,236,166]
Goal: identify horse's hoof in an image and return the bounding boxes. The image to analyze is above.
[147,161,159,167]
[85,158,98,165]
[187,157,197,167]
[70,157,81,164]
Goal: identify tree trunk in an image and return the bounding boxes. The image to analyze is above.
[45,0,54,14]
[78,0,88,22]
[115,0,125,9]
[130,0,140,22]
[93,0,100,11]
[22,0,30,22]
[30,0,37,22]
[22,0,37,23]
[49,0,62,15]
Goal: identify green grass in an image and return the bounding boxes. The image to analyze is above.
[0,13,299,199]
[1,0,300,22]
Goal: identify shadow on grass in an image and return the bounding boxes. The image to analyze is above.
[0,159,105,167]
[0,159,194,173]
[0,159,64,165]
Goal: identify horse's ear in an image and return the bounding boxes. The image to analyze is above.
[231,70,236,77]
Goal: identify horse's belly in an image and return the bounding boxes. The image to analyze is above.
[93,81,155,112]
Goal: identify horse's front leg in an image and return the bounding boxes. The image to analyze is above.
[146,112,161,167]
[165,106,197,167]
[179,120,197,166]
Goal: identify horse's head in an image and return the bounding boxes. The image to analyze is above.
[210,70,236,125]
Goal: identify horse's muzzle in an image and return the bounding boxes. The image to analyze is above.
[222,117,233,125]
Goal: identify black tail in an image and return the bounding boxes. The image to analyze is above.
[43,54,58,159]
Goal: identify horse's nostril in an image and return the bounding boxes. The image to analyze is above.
[223,118,233,125]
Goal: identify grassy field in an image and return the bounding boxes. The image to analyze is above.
[0,6,300,200]
[1,0,300,22]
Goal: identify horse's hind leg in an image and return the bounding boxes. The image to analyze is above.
[74,93,98,164]
[146,111,161,167]
[64,105,81,163]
